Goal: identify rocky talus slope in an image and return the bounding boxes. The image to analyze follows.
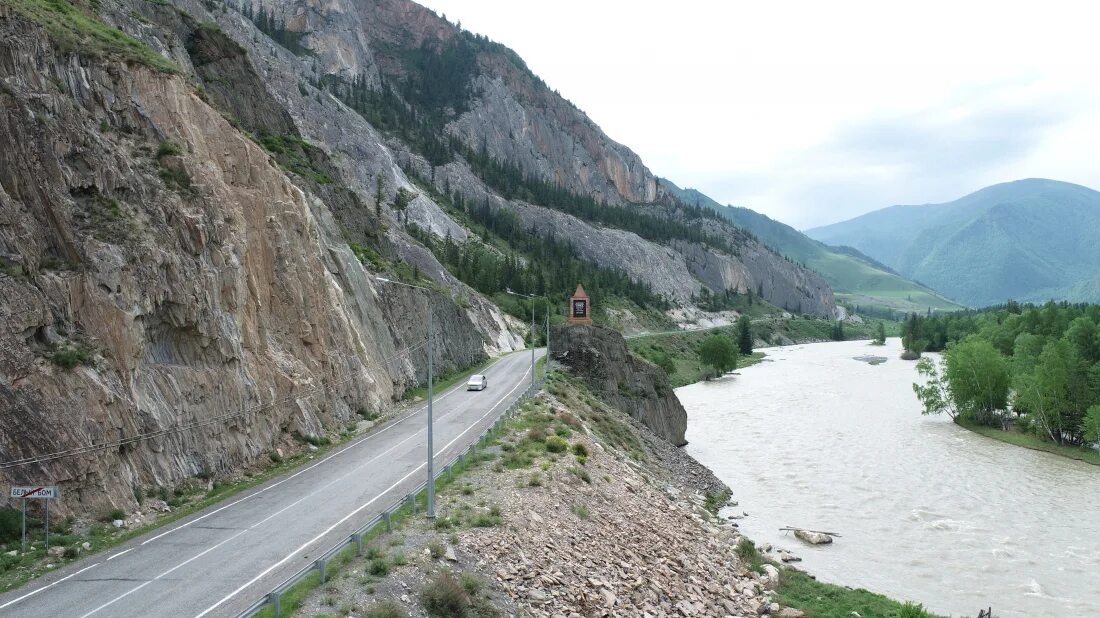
[296,375,805,618]
[550,325,688,446]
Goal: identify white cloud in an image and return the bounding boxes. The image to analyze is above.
[418,0,1100,228]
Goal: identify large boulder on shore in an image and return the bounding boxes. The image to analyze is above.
[551,324,688,446]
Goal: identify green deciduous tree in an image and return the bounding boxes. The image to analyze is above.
[699,335,737,378]
[943,338,1011,426]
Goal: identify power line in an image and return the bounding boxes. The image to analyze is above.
[0,339,429,470]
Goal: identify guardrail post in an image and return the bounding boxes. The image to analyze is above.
[268,591,281,618]
[445,464,452,480]
[352,533,364,556]
[317,558,326,584]
[407,493,416,514]
[384,511,392,532]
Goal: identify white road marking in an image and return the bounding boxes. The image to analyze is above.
[194,360,533,618]
[79,530,249,618]
[138,364,475,547]
[0,563,102,611]
[106,548,133,561]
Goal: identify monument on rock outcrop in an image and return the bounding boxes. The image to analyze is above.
[568,284,592,325]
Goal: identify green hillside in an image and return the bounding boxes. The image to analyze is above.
[806,179,1100,307]
[659,179,963,315]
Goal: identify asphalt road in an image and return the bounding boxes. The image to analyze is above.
[0,349,543,618]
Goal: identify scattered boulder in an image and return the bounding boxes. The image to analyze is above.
[443,546,457,562]
[47,546,64,558]
[111,519,125,529]
[779,551,801,563]
[794,530,833,545]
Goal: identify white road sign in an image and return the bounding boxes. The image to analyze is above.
[10,486,59,499]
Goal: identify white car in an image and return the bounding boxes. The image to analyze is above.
[466,374,488,391]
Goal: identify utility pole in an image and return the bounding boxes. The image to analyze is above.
[376,276,436,518]
[506,289,546,389]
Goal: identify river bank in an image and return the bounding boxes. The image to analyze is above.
[955,418,1100,466]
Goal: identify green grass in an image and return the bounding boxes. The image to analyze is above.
[809,251,962,314]
[11,0,178,72]
[778,568,944,618]
[957,419,1100,466]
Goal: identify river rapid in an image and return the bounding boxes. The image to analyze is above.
[678,338,1100,617]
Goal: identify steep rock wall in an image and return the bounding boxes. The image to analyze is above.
[0,14,517,514]
[550,325,687,446]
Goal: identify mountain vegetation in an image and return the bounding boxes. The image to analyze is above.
[658,179,961,315]
[807,179,1100,307]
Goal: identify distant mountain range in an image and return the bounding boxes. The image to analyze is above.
[806,179,1100,307]
[659,179,962,315]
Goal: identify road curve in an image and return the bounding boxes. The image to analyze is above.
[0,349,544,618]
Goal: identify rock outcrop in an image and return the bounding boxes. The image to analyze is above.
[0,10,521,514]
[550,325,687,446]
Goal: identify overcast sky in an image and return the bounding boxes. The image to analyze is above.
[418,0,1100,229]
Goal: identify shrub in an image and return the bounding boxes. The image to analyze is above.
[50,345,92,369]
[575,454,588,466]
[0,509,22,544]
[527,472,542,487]
[568,466,591,484]
[156,140,182,158]
[558,412,582,429]
[898,602,930,618]
[572,504,589,519]
[526,428,545,442]
[63,546,79,559]
[365,546,384,560]
[460,572,482,595]
[572,443,589,457]
[391,551,407,566]
[364,601,406,618]
[421,572,470,617]
[544,436,568,453]
[554,425,571,438]
[428,541,444,559]
[368,557,389,577]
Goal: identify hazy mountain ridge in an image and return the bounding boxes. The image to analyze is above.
[807,178,1100,306]
[658,178,961,314]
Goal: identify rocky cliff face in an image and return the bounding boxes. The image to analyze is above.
[550,325,687,446]
[0,8,521,514]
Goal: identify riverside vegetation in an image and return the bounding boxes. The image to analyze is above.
[911,302,1100,463]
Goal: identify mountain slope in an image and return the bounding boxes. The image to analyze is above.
[659,179,962,314]
[0,0,839,513]
[806,179,1100,306]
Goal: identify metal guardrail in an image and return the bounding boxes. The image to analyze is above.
[235,382,540,618]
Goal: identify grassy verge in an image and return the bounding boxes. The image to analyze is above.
[252,428,508,617]
[777,568,944,618]
[957,419,1100,466]
[10,0,177,72]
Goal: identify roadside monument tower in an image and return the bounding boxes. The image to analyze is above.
[568,284,592,325]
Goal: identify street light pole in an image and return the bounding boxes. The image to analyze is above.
[376,276,436,518]
[506,289,543,390]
